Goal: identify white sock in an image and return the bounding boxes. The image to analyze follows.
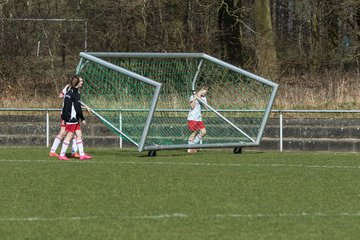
[50,135,63,153]
[71,138,78,154]
[60,140,70,156]
[77,140,85,156]
[188,139,194,145]
[194,134,202,144]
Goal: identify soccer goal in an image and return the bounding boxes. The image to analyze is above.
[76,52,278,152]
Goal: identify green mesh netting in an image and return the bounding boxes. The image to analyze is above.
[76,53,277,150]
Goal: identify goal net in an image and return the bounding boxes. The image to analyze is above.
[76,52,278,151]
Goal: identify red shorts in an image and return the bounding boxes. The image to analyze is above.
[187,120,205,131]
[65,123,81,133]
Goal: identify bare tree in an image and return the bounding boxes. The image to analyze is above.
[218,0,243,66]
[1,0,360,102]
[253,0,278,77]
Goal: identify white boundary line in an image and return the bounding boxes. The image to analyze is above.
[1,159,360,170]
[0,213,188,222]
[1,211,360,222]
[216,211,360,218]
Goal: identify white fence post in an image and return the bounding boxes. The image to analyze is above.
[46,110,50,147]
[280,111,283,152]
[119,110,123,149]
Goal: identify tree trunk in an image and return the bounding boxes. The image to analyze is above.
[309,0,321,72]
[253,0,278,77]
[218,0,243,66]
[357,6,360,42]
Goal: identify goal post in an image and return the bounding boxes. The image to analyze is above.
[76,52,278,152]
[76,52,162,151]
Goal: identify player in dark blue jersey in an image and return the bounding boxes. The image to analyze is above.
[58,75,92,161]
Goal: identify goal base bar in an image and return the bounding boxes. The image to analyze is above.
[142,142,260,151]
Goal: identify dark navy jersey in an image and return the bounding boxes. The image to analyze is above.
[62,88,84,124]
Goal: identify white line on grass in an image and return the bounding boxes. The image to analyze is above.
[0,213,188,222]
[216,211,360,218]
[1,159,360,170]
[1,211,360,223]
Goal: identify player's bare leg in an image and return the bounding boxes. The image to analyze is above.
[188,131,198,153]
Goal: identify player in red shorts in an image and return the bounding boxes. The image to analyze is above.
[58,75,92,161]
[187,86,208,153]
[49,83,79,158]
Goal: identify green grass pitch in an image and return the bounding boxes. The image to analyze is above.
[1,147,360,240]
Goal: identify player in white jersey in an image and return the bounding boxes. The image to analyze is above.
[49,82,79,158]
[187,86,208,153]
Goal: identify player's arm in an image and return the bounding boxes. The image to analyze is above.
[80,102,92,114]
[59,84,69,99]
[189,94,196,109]
[196,88,208,109]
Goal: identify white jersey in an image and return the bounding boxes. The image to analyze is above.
[187,95,207,121]
[59,84,71,118]
[61,84,71,96]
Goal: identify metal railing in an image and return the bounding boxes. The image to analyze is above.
[273,109,360,152]
[1,108,360,151]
